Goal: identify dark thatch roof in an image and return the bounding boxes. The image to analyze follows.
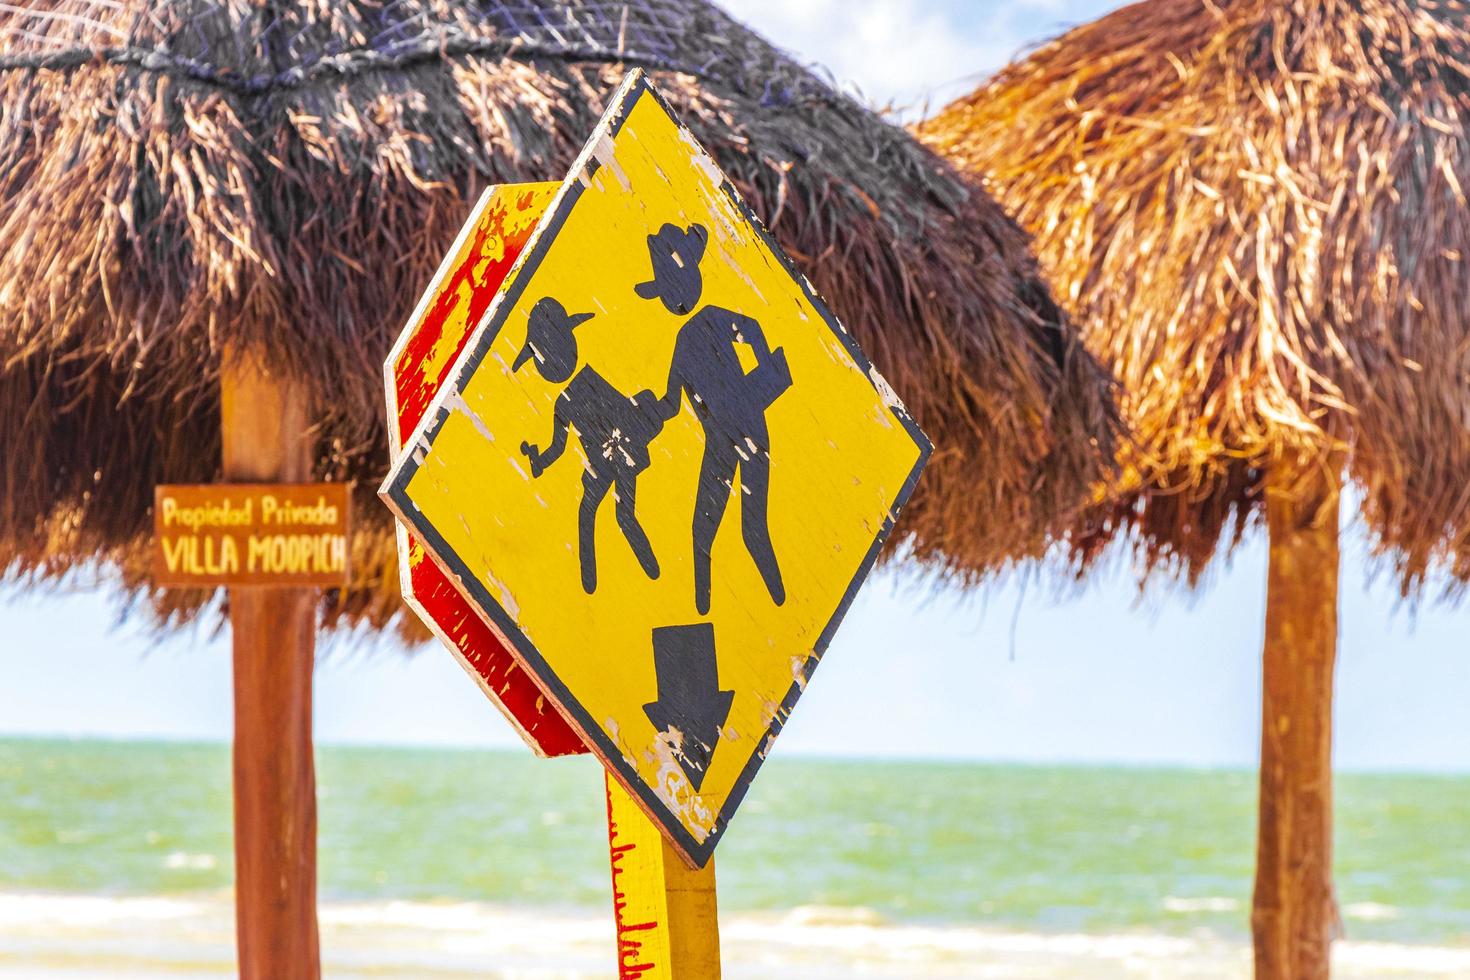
[0,0,1118,632]
[918,0,1470,592]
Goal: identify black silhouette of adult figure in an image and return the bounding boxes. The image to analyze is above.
[516,296,664,594]
[636,223,791,615]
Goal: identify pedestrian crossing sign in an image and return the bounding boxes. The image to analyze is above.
[381,70,929,867]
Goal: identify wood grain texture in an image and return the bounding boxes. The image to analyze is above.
[385,181,586,758]
[1252,454,1342,980]
[221,346,321,980]
[606,770,720,979]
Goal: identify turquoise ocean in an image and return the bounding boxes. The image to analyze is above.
[3,736,1468,949]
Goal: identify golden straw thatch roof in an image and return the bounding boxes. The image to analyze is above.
[918,0,1470,591]
[0,0,1118,631]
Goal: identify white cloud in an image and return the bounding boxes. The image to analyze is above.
[717,0,1034,118]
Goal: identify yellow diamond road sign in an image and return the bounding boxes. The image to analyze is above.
[382,70,930,867]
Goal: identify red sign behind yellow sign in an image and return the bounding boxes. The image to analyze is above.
[384,181,587,758]
[153,483,351,587]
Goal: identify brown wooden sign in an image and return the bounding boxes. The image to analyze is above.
[154,483,351,587]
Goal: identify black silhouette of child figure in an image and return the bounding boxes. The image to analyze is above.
[516,297,664,594]
[636,223,792,616]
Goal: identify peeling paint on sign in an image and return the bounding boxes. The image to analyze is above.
[383,181,585,759]
[381,71,929,867]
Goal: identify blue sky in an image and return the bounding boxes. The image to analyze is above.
[723,0,1126,116]
[1,0,1466,771]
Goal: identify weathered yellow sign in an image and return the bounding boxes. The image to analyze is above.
[382,71,929,867]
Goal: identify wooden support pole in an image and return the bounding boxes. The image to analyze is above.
[221,346,322,980]
[1251,454,1341,980]
[604,771,721,979]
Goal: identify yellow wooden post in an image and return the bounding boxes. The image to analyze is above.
[604,771,721,979]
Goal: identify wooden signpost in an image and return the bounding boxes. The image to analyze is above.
[154,355,352,978]
[382,70,930,976]
[606,771,721,977]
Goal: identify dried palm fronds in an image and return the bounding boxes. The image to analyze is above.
[0,0,1119,631]
[919,0,1470,592]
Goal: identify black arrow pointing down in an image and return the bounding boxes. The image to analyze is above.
[643,623,733,791]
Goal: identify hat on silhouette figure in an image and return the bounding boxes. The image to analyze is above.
[634,223,709,315]
[512,296,595,382]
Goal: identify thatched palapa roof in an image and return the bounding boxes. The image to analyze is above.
[0,0,1118,631]
[918,0,1470,591]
